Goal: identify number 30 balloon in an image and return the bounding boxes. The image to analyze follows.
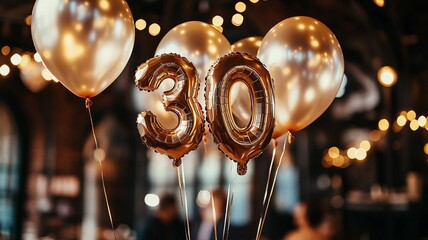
[205,53,275,175]
[136,54,204,166]
[31,0,135,98]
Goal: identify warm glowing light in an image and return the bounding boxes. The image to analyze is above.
[10,53,22,65]
[377,66,397,87]
[410,119,419,131]
[250,0,259,3]
[149,23,161,36]
[373,0,385,7]
[0,64,10,76]
[196,190,211,207]
[212,15,224,26]
[370,130,381,142]
[99,0,110,10]
[144,194,160,207]
[397,115,407,127]
[360,140,371,151]
[1,46,10,55]
[18,54,31,69]
[347,147,357,159]
[332,155,345,167]
[93,148,106,161]
[328,147,340,159]
[355,148,367,161]
[407,110,416,120]
[378,118,389,131]
[135,19,147,30]
[424,143,428,155]
[34,52,42,63]
[232,13,244,26]
[25,15,32,25]
[235,2,246,12]
[418,116,427,127]
[41,68,54,81]
[213,25,223,33]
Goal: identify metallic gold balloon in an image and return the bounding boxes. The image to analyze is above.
[155,21,231,111]
[206,53,275,175]
[230,36,263,125]
[31,0,135,98]
[136,54,204,166]
[231,36,263,57]
[257,16,344,137]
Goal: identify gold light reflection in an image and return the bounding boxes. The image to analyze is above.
[374,0,385,7]
[328,147,340,159]
[41,68,54,81]
[360,140,371,151]
[250,0,259,3]
[62,33,85,60]
[410,119,419,131]
[397,115,407,126]
[377,66,397,87]
[355,148,367,161]
[1,46,10,55]
[99,0,110,10]
[10,53,22,65]
[407,110,416,120]
[378,118,389,131]
[34,52,42,62]
[232,13,244,26]
[418,116,427,127]
[424,143,428,155]
[25,15,32,26]
[148,23,161,36]
[135,19,147,30]
[235,2,246,13]
[347,147,356,159]
[0,64,10,76]
[370,130,381,142]
[212,15,224,27]
[18,54,31,69]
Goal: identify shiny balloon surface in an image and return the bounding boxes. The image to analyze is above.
[155,21,231,111]
[206,53,275,175]
[231,36,263,57]
[136,54,204,165]
[258,16,344,137]
[31,0,135,98]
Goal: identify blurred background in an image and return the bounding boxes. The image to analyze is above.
[1,0,428,239]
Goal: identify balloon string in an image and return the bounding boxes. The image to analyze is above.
[256,132,290,240]
[210,185,218,240]
[181,162,192,240]
[255,139,277,239]
[85,98,117,240]
[225,172,237,240]
[222,164,233,240]
[176,165,191,240]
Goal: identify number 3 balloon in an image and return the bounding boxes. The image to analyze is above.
[258,16,344,138]
[31,0,135,98]
[205,53,275,175]
[136,54,204,166]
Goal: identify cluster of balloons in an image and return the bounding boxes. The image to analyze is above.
[136,18,344,174]
[30,0,343,175]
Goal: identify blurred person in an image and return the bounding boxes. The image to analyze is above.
[284,199,332,240]
[141,193,185,240]
[193,188,227,240]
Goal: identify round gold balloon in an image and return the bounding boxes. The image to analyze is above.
[155,21,231,111]
[31,0,135,98]
[257,16,344,137]
[136,54,204,165]
[231,36,263,57]
[206,53,275,175]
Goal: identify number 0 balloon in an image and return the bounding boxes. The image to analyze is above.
[31,0,135,98]
[205,53,275,175]
[258,16,344,137]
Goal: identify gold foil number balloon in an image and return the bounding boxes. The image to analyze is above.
[31,0,135,98]
[136,54,204,166]
[205,53,275,175]
[257,16,344,137]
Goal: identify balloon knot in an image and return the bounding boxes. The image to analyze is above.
[237,162,247,175]
[85,98,93,109]
[288,131,295,144]
[173,158,182,167]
